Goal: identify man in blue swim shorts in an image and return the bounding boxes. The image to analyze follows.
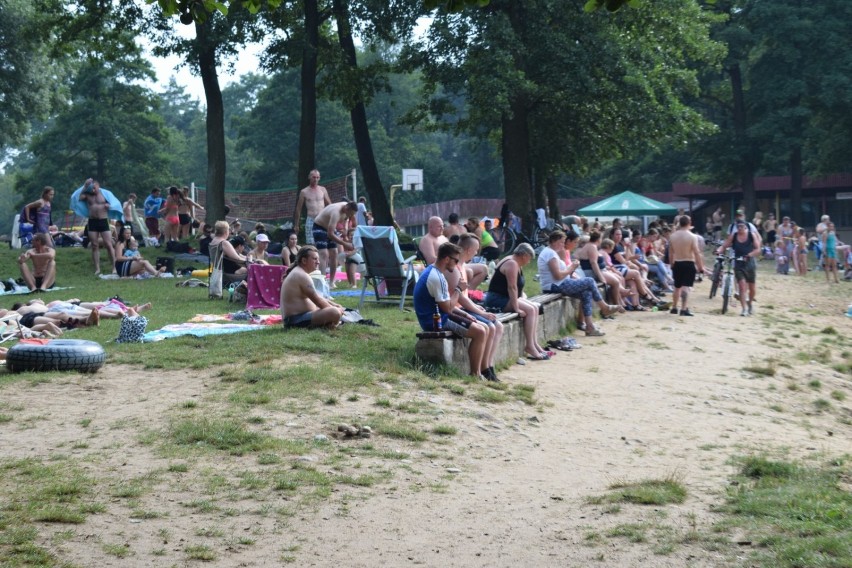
[311,200,359,283]
[280,245,345,329]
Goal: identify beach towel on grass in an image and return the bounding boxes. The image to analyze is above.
[330,289,363,298]
[142,322,266,342]
[190,313,283,325]
[0,286,73,296]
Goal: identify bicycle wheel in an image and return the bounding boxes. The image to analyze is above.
[500,228,518,256]
[709,262,722,299]
[532,227,550,251]
[721,274,732,314]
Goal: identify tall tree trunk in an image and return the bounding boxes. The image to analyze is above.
[730,63,756,216]
[545,172,559,221]
[297,0,319,191]
[196,20,226,224]
[501,1,534,233]
[501,98,532,233]
[332,0,393,226]
[789,146,803,222]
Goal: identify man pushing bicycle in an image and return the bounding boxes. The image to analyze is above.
[717,220,761,316]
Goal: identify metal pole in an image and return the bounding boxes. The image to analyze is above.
[351,168,357,203]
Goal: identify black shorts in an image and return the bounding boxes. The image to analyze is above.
[87,218,110,233]
[481,246,500,261]
[34,276,44,289]
[179,213,192,226]
[20,312,37,328]
[672,261,697,289]
[283,312,313,328]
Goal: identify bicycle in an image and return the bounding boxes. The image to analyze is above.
[708,253,725,299]
[494,213,554,256]
[710,250,745,315]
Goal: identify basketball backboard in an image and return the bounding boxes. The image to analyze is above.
[402,169,423,191]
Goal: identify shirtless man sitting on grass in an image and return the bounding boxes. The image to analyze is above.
[18,233,56,292]
[280,246,345,329]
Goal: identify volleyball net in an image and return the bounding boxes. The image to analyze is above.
[194,173,353,225]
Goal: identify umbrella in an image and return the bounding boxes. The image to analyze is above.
[577,190,677,217]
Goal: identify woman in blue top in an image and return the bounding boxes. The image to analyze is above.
[822,222,840,284]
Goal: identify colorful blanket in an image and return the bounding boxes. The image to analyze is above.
[142,322,267,342]
[0,286,73,296]
[190,314,282,325]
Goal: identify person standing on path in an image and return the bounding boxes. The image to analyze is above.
[717,220,760,316]
[668,216,707,317]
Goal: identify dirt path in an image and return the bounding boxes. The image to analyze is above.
[1,268,849,567]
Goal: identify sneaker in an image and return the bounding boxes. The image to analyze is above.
[603,304,625,316]
[585,327,605,337]
[669,308,678,314]
[748,305,754,316]
[740,309,748,317]
[679,309,694,317]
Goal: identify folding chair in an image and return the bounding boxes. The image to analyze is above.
[354,226,418,311]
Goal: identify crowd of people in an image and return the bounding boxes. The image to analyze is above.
[1,296,152,340]
[12,176,849,377]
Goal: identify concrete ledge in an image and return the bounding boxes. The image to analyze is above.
[415,296,576,375]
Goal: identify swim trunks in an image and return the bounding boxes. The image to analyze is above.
[305,216,316,245]
[672,260,697,289]
[87,218,110,233]
[283,311,314,328]
[311,224,336,250]
[20,312,37,328]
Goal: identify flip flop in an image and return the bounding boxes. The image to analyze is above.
[526,351,550,361]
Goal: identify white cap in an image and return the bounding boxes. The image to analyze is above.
[255,233,269,242]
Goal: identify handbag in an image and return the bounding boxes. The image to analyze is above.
[209,243,224,299]
[115,315,148,343]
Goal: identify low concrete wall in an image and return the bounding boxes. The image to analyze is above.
[415,297,577,375]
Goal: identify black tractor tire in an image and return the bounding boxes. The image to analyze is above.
[6,339,106,374]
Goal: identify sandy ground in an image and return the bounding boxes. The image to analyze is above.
[0,265,850,567]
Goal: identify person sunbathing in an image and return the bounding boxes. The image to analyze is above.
[7,300,99,330]
[0,309,64,338]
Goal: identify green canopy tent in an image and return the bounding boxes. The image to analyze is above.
[577,190,677,217]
